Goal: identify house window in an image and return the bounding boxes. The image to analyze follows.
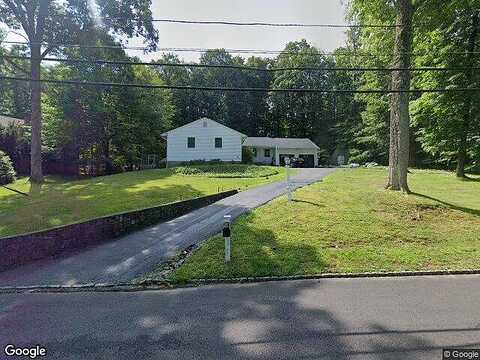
[187,137,195,148]
[264,149,271,157]
[252,148,257,157]
[215,137,223,148]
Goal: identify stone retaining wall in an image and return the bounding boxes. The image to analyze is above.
[0,190,237,271]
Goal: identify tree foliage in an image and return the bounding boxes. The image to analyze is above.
[0,149,16,185]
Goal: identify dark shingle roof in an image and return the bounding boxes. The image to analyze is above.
[243,137,319,150]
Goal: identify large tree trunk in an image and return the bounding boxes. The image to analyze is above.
[456,11,479,178]
[455,120,468,178]
[29,44,44,183]
[386,0,413,192]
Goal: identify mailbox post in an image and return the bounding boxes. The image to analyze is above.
[285,157,292,202]
[223,215,231,262]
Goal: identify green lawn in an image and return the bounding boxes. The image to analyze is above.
[171,168,480,282]
[0,165,285,238]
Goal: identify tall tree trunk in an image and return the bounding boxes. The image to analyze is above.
[386,0,413,192]
[29,43,44,183]
[455,117,468,178]
[456,11,479,178]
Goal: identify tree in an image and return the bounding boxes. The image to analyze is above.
[0,0,158,182]
[411,2,480,176]
[0,32,30,118]
[386,0,414,192]
[157,49,272,136]
[270,40,336,151]
[347,0,416,190]
[42,31,174,173]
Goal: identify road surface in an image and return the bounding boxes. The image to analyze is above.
[0,168,336,287]
[1,275,479,359]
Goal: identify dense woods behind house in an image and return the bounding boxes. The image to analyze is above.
[0,0,479,179]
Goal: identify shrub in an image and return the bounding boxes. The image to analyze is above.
[173,164,279,178]
[180,159,224,166]
[0,151,16,185]
[242,147,254,164]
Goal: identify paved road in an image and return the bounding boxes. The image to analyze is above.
[0,168,336,287]
[1,275,479,359]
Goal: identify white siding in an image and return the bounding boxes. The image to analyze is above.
[251,147,275,165]
[166,119,244,163]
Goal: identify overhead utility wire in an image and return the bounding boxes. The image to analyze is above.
[1,75,479,94]
[144,19,399,28]
[3,41,480,57]
[1,55,478,73]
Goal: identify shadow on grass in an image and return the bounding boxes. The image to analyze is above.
[292,199,325,208]
[464,175,480,182]
[411,192,480,217]
[0,168,213,237]
[178,212,327,280]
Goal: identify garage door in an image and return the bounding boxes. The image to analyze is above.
[299,154,315,168]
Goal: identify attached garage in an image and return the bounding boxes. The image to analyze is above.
[244,137,320,167]
[299,154,315,168]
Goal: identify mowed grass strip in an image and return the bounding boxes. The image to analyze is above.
[171,168,480,282]
[0,165,285,237]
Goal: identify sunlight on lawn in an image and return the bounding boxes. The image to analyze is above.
[170,168,480,282]
[0,166,284,237]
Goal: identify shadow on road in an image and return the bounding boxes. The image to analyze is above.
[2,278,479,359]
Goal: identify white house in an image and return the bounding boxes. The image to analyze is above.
[161,118,247,166]
[243,137,320,167]
[162,118,320,167]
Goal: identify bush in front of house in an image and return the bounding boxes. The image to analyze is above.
[181,159,224,166]
[242,147,254,164]
[174,164,280,178]
[0,150,16,185]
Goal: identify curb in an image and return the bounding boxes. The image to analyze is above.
[0,282,173,294]
[2,269,480,294]
[186,269,480,285]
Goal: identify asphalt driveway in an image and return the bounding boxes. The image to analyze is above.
[0,168,336,287]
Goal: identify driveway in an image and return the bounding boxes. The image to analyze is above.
[0,168,336,286]
[1,275,479,359]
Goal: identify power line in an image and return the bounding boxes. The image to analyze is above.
[0,40,368,56]
[0,41,383,57]
[145,19,399,28]
[1,75,479,94]
[3,41,480,58]
[2,55,479,73]
[0,40,361,55]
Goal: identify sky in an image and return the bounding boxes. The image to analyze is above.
[125,0,349,62]
[3,0,349,63]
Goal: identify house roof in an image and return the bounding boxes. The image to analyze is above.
[0,115,25,128]
[243,137,320,150]
[161,118,247,138]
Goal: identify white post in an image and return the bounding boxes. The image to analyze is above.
[223,215,231,262]
[285,157,292,202]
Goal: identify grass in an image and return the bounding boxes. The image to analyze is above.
[171,168,480,282]
[0,165,285,238]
